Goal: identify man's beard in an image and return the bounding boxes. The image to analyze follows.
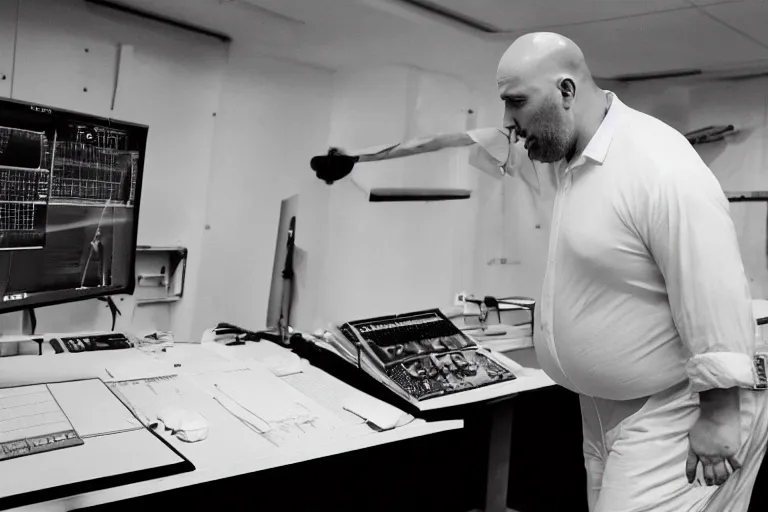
[527,99,574,163]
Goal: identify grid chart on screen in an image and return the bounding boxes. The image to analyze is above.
[0,128,49,248]
[0,168,49,203]
[0,203,37,232]
[50,125,138,207]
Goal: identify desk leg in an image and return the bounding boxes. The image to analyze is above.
[483,399,515,512]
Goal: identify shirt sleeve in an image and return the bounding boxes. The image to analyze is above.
[646,156,758,393]
[467,127,511,167]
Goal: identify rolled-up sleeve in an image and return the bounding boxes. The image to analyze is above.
[467,127,511,166]
[647,160,757,392]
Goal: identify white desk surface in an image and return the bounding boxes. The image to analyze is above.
[16,416,461,512]
[0,340,553,511]
[0,342,463,511]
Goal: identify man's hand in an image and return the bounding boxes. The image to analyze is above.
[310,147,359,185]
[686,388,743,486]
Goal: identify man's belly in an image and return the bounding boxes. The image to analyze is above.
[542,298,689,400]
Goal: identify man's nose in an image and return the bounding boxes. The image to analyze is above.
[503,105,515,131]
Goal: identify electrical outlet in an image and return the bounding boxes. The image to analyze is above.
[454,292,466,306]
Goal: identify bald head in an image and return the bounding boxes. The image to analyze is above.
[497,32,593,90]
[496,32,607,164]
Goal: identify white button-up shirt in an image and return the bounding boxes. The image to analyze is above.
[472,92,758,401]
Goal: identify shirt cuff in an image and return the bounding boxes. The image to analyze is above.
[686,352,757,392]
[466,127,510,166]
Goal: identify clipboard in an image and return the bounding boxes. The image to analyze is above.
[0,378,194,511]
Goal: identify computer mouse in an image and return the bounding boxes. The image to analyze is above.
[157,406,209,443]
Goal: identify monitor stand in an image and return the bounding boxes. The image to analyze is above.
[0,309,44,356]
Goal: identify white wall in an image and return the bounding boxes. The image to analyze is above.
[189,44,335,339]
[314,66,479,325]
[0,0,228,338]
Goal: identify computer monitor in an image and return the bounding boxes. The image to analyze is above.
[0,97,147,314]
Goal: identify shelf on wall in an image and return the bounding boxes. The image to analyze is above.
[134,246,187,305]
[725,191,768,202]
[135,297,181,306]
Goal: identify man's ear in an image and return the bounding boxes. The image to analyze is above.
[559,78,576,109]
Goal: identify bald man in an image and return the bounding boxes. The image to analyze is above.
[312,32,768,512]
[494,32,768,511]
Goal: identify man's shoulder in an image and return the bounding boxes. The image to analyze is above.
[613,104,700,169]
[620,103,690,148]
[607,102,718,199]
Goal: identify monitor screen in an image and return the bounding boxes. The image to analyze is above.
[0,98,147,312]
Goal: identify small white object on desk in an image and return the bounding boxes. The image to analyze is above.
[157,406,209,443]
[342,394,413,431]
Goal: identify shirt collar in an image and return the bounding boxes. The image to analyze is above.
[580,90,622,165]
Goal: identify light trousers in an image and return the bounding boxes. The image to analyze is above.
[581,380,768,511]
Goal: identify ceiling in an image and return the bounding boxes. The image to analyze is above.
[95,0,768,85]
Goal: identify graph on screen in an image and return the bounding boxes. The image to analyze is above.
[50,125,138,207]
[0,127,50,250]
[0,123,139,253]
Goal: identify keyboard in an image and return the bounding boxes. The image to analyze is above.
[50,333,133,354]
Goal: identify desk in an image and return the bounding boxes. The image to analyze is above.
[0,343,462,512]
[0,339,553,512]
[208,341,556,512]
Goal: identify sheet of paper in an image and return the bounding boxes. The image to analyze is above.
[0,385,74,444]
[136,344,251,377]
[342,393,413,431]
[48,380,141,437]
[108,374,281,465]
[102,350,178,382]
[282,363,373,425]
[282,363,412,430]
[193,367,351,448]
[108,375,206,426]
[201,342,302,376]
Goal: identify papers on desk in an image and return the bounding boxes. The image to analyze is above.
[283,362,414,430]
[109,359,365,451]
[202,340,303,377]
[0,385,76,445]
[342,394,414,430]
[108,376,195,429]
[195,367,350,448]
[48,380,142,436]
[0,379,193,510]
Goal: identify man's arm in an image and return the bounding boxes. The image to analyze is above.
[645,152,756,485]
[647,160,756,392]
[312,128,512,184]
[355,132,475,163]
